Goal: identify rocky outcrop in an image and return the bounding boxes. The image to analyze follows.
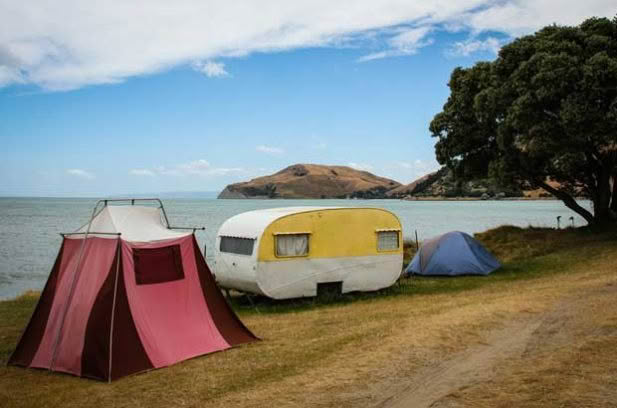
[218,164,402,199]
[388,167,526,199]
[217,186,250,199]
[386,168,448,197]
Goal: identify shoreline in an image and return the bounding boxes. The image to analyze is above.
[399,196,559,201]
[218,196,563,201]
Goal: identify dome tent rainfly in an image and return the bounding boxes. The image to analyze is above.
[405,231,501,276]
[8,199,257,381]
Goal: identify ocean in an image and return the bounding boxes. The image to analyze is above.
[0,197,591,300]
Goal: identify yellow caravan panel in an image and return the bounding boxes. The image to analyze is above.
[214,207,403,300]
[259,208,402,261]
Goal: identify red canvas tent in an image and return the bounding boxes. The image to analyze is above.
[9,199,257,381]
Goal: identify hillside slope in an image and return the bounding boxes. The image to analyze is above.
[218,164,401,199]
[388,167,527,198]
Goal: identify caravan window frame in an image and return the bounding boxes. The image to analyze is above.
[376,229,400,252]
[273,232,311,258]
[219,236,256,256]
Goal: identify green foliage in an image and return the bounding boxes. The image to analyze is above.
[348,186,390,199]
[431,16,617,226]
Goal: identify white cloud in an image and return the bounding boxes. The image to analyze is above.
[206,167,244,176]
[0,1,614,90]
[0,65,24,87]
[256,145,284,155]
[192,60,229,78]
[67,169,95,179]
[391,159,441,182]
[358,26,433,62]
[177,159,212,175]
[136,159,244,177]
[410,159,440,179]
[348,162,374,171]
[461,1,615,37]
[447,37,502,57]
[129,169,156,176]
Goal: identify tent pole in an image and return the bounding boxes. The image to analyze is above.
[107,239,122,383]
[245,294,259,313]
[59,232,121,237]
[50,200,102,370]
[157,199,172,229]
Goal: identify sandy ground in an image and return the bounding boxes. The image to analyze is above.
[375,278,617,408]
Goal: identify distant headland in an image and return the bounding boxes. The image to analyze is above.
[217,163,549,200]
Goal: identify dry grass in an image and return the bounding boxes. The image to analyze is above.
[475,224,617,263]
[1,226,616,408]
[402,239,418,268]
[441,272,617,407]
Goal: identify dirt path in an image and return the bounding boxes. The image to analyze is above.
[376,280,617,408]
[377,317,542,408]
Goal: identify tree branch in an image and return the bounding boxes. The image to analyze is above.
[538,181,595,224]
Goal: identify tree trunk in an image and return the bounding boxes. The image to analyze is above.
[593,203,614,225]
[592,168,614,225]
[610,174,617,214]
[539,181,595,225]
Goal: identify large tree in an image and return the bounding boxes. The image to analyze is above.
[430,16,617,226]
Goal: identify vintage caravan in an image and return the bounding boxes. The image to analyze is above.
[214,207,403,299]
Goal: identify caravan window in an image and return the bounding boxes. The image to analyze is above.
[133,245,185,285]
[377,231,399,251]
[220,236,255,256]
[275,233,309,257]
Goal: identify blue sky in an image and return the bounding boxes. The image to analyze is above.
[1,1,614,196]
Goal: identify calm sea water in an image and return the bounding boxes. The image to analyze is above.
[0,197,591,300]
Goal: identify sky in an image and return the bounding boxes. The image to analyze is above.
[1,1,615,197]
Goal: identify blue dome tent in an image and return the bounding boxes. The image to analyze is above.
[406,231,501,276]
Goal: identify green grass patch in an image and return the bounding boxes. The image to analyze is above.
[231,226,616,316]
[0,291,38,364]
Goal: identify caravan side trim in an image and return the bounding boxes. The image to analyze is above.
[255,253,402,300]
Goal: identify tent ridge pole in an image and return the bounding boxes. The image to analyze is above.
[157,199,172,229]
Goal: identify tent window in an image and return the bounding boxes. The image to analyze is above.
[134,245,185,285]
[220,236,254,256]
[275,234,309,257]
[377,231,399,251]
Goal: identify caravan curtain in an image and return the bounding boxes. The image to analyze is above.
[377,231,399,251]
[276,234,308,257]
